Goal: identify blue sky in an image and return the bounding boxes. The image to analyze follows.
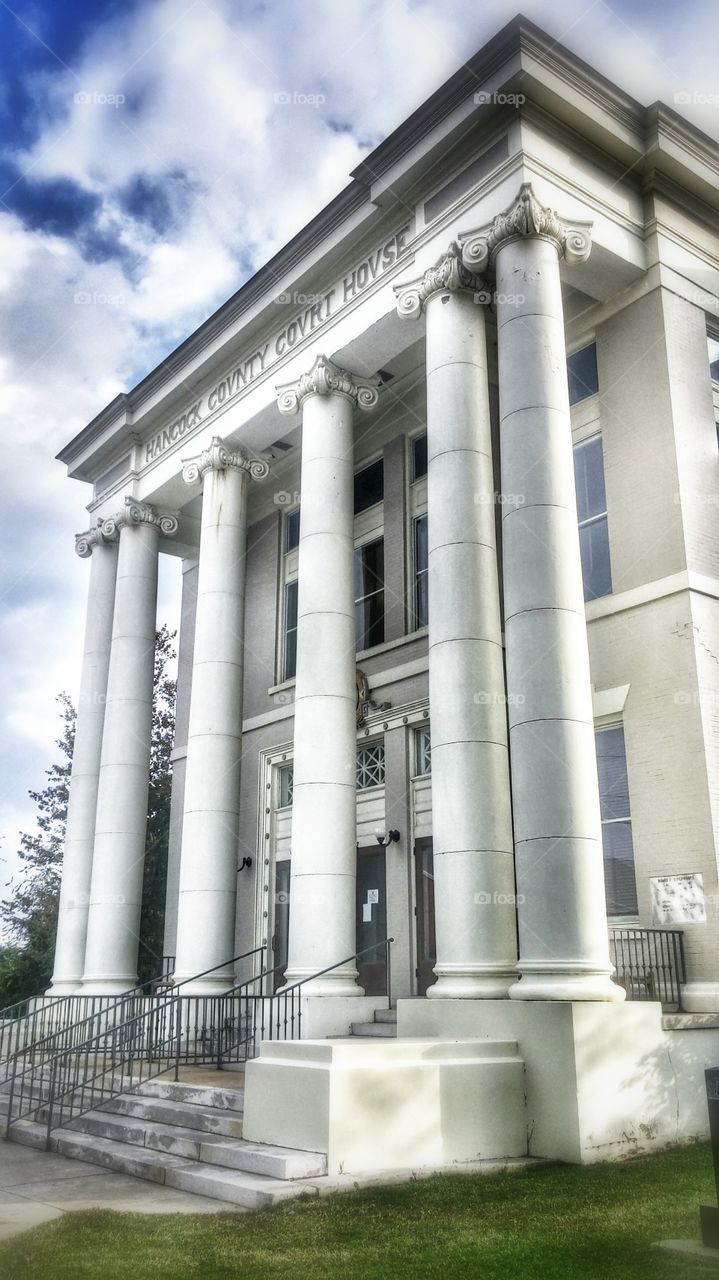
[0,0,717,917]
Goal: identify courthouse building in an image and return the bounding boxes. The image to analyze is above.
[40,16,719,1168]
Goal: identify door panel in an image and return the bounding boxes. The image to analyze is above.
[272,860,290,993]
[415,837,436,995]
[356,845,387,995]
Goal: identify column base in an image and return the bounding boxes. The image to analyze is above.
[171,977,235,996]
[427,968,515,999]
[45,980,83,996]
[279,969,364,998]
[680,982,719,1013]
[80,979,138,997]
[509,966,625,1002]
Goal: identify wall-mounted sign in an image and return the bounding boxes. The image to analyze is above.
[650,872,706,925]
[143,225,411,467]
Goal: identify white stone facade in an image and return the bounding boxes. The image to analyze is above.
[50,19,719,1034]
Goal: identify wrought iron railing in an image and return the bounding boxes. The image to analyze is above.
[7,938,394,1149]
[4,946,264,1138]
[216,936,395,1066]
[609,927,686,1008]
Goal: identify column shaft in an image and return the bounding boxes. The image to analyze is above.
[82,512,161,994]
[424,287,517,998]
[488,213,622,1001]
[173,457,249,993]
[48,532,118,994]
[277,356,378,995]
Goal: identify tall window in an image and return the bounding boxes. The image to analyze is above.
[354,459,384,513]
[415,725,431,776]
[708,332,719,382]
[355,538,384,651]
[356,742,385,789]
[412,433,428,481]
[414,514,428,628]
[282,580,298,680]
[567,342,599,405]
[596,724,637,916]
[574,435,612,601]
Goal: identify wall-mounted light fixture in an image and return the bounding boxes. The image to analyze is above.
[238,856,253,872]
[374,827,401,847]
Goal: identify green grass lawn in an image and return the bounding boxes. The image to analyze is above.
[2,1145,718,1280]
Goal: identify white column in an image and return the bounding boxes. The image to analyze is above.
[460,183,623,1001]
[396,247,517,998]
[81,498,178,995]
[172,438,268,994]
[276,355,379,994]
[47,524,119,994]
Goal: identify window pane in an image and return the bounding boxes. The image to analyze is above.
[354,538,384,598]
[709,334,719,382]
[414,514,428,628]
[283,580,298,680]
[412,434,428,481]
[354,459,384,513]
[579,518,612,601]
[278,766,294,808]
[415,726,431,775]
[285,509,300,551]
[574,437,607,523]
[568,343,599,404]
[356,743,385,789]
[602,821,638,915]
[356,591,385,650]
[596,725,631,820]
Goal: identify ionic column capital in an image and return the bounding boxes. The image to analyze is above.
[458,182,592,273]
[394,242,488,319]
[75,521,120,559]
[89,497,179,544]
[181,435,270,487]
[276,354,380,415]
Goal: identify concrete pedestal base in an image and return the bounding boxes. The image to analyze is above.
[680,981,719,1013]
[398,998,719,1163]
[291,995,388,1040]
[243,1037,526,1175]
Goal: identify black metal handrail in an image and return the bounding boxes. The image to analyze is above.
[4,946,265,1137]
[609,927,686,1008]
[216,936,395,1066]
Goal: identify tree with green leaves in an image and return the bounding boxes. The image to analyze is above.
[0,626,177,1006]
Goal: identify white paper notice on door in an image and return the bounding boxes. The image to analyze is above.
[362,902,372,923]
[367,889,379,904]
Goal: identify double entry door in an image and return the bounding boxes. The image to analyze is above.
[271,846,388,994]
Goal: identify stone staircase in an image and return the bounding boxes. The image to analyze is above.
[349,1007,397,1038]
[1,1073,328,1209]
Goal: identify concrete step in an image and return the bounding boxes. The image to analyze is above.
[349,1021,397,1038]
[373,1008,397,1024]
[163,1161,319,1208]
[67,1108,324,1179]
[134,1079,244,1111]
[103,1093,244,1137]
[51,1129,196,1185]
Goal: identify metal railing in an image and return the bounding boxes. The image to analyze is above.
[216,936,395,1065]
[7,938,394,1149]
[4,947,264,1139]
[610,927,686,1008]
